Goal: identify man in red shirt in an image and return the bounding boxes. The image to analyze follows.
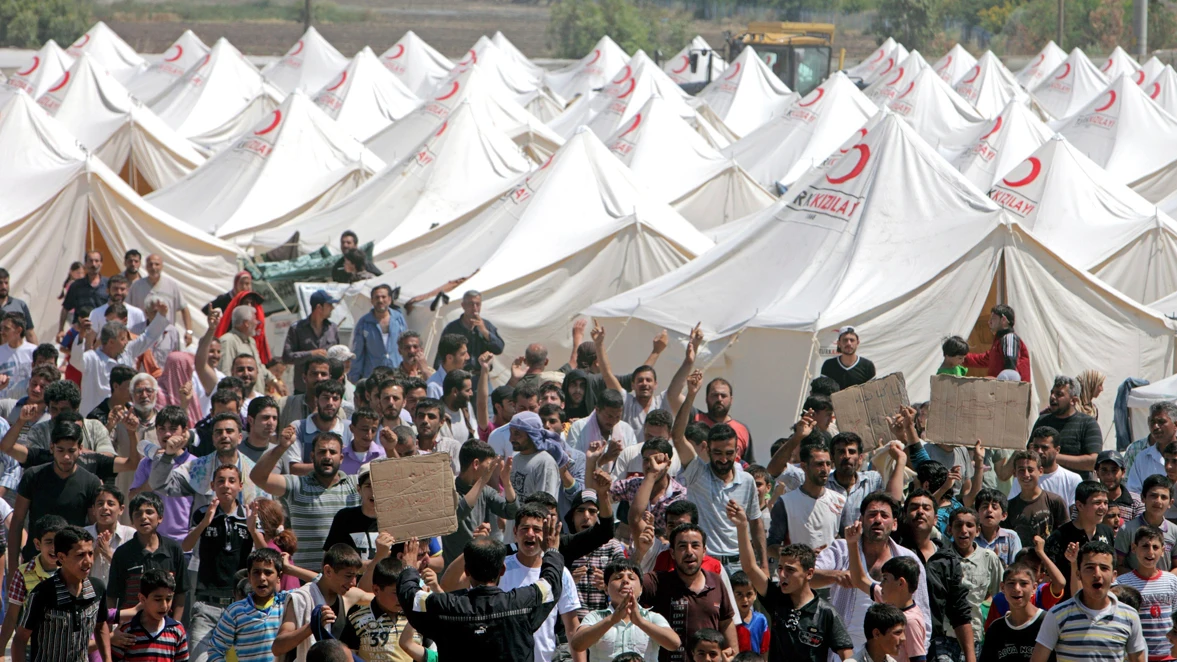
[694,378,754,463]
[964,304,1031,382]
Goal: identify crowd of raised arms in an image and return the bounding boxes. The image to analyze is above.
[0,235,1163,662]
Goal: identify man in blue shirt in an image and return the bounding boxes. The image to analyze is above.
[349,284,406,382]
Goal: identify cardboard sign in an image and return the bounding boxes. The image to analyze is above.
[829,373,910,450]
[370,454,460,541]
[925,374,1033,449]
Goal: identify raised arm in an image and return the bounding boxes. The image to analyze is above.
[672,370,702,468]
[195,309,222,394]
[884,441,908,502]
[727,500,768,595]
[568,318,586,368]
[475,352,493,434]
[591,321,624,394]
[1,405,41,463]
[766,410,815,478]
[1033,536,1067,594]
[843,522,876,595]
[643,329,669,369]
[962,441,986,509]
[249,424,297,497]
[665,324,703,415]
[126,304,170,359]
[628,457,671,531]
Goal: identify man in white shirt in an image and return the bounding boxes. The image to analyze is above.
[1010,427,1083,510]
[439,369,477,443]
[1126,403,1177,494]
[778,441,846,550]
[88,274,146,335]
[568,389,638,458]
[127,253,191,332]
[70,300,170,415]
[0,312,35,400]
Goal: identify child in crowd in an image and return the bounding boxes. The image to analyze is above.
[983,541,1068,630]
[1112,526,1177,662]
[974,488,1023,566]
[249,498,309,588]
[1113,585,1144,611]
[571,559,678,661]
[854,603,907,662]
[731,571,769,655]
[733,653,766,662]
[937,337,970,376]
[0,515,65,655]
[1105,503,1124,537]
[112,568,189,661]
[689,628,729,662]
[340,556,431,662]
[274,544,363,660]
[86,487,136,585]
[207,548,289,662]
[108,492,189,618]
[1116,476,1177,574]
[980,564,1043,662]
[846,522,927,662]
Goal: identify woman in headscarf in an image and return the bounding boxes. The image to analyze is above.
[159,351,203,425]
[1076,369,1105,419]
[203,271,253,316]
[562,369,591,421]
[214,289,271,366]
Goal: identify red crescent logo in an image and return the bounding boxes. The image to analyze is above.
[1151,82,1161,99]
[48,71,69,93]
[435,120,448,137]
[839,128,868,153]
[1002,156,1041,187]
[198,53,211,68]
[1103,57,1114,72]
[887,66,904,86]
[981,116,1003,140]
[724,62,741,80]
[870,49,885,64]
[1056,63,1071,79]
[963,65,980,84]
[71,33,90,48]
[826,144,870,184]
[164,45,183,62]
[16,56,39,77]
[1135,70,1146,85]
[435,81,459,101]
[938,55,953,72]
[289,40,304,56]
[617,78,635,99]
[539,155,554,170]
[612,65,632,85]
[1034,53,1045,66]
[879,57,894,76]
[459,49,477,66]
[586,49,601,66]
[798,87,824,107]
[386,44,405,60]
[897,81,915,99]
[671,55,690,74]
[327,70,347,91]
[619,113,641,137]
[389,260,398,269]
[254,110,281,135]
[1095,90,1116,112]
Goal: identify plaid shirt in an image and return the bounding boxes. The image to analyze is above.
[112,612,189,662]
[7,556,55,607]
[570,539,628,611]
[610,476,687,534]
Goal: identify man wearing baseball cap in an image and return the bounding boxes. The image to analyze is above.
[1070,450,1145,522]
[283,290,342,394]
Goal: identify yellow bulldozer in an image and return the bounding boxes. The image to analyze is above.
[724,22,843,96]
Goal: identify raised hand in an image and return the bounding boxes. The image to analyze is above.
[844,521,862,544]
[725,499,748,527]
[400,537,420,564]
[511,356,527,381]
[592,468,612,493]
[375,532,395,558]
[591,319,606,345]
[686,369,703,394]
[652,329,668,353]
[203,498,220,525]
[543,514,562,551]
[279,424,298,449]
[499,456,512,484]
[478,351,494,372]
[207,308,222,329]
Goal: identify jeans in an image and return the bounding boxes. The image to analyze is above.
[188,601,226,662]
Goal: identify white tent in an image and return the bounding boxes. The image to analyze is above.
[0,40,74,105]
[364,63,563,166]
[723,71,877,189]
[454,36,565,122]
[859,41,912,86]
[953,99,1054,191]
[261,26,349,95]
[988,135,1177,303]
[544,35,628,101]
[312,46,421,142]
[584,112,1176,455]
[491,31,547,83]
[127,30,210,105]
[932,44,977,85]
[1142,65,1177,117]
[1016,40,1067,92]
[664,36,726,85]
[146,90,383,239]
[844,38,898,82]
[697,46,795,138]
[36,53,207,193]
[1098,46,1141,81]
[378,31,453,98]
[863,50,929,107]
[0,91,239,334]
[954,51,1038,119]
[1031,48,1108,119]
[604,94,775,230]
[1139,56,1165,86]
[1055,73,1177,186]
[64,22,146,84]
[888,66,989,160]
[150,38,285,152]
[252,101,532,259]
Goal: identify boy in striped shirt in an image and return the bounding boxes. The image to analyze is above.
[0,515,66,655]
[1113,526,1177,661]
[207,548,289,662]
[112,568,189,661]
[1031,540,1147,662]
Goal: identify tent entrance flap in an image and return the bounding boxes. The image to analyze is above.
[86,214,121,277]
[966,255,1006,377]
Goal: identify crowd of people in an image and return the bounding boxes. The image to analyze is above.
[0,235,1163,662]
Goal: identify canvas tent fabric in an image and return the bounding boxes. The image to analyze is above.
[1098,46,1141,82]
[1031,48,1108,120]
[544,35,628,102]
[863,50,929,107]
[859,42,912,86]
[127,30,210,105]
[932,44,978,86]
[0,91,238,335]
[952,99,1054,192]
[1141,65,1177,117]
[1140,57,1165,86]
[146,90,384,239]
[698,46,796,138]
[844,38,898,83]
[378,31,453,98]
[584,111,1176,458]
[953,51,1035,119]
[887,66,989,161]
[261,26,349,95]
[664,36,727,85]
[604,94,775,231]
[0,40,74,105]
[491,32,547,82]
[723,72,877,189]
[452,36,565,122]
[64,22,146,84]
[36,53,207,193]
[312,46,421,142]
[1016,40,1068,92]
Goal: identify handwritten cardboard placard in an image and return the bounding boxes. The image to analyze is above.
[370,454,460,541]
[925,374,1033,449]
[829,373,910,451]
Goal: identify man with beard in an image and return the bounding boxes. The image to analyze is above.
[674,371,765,577]
[1030,375,1102,479]
[294,381,351,463]
[963,305,1030,382]
[240,396,302,473]
[821,327,877,390]
[371,379,412,433]
[391,331,433,381]
[59,251,108,338]
[1126,402,1177,493]
[506,411,562,505]
[829,433,907,528]
[128,254,192,332]
[440,369,476,442]
[17,379,114,454]
[279,357,347,429]
[151,412,267,512]
[694,378,754,463]
[893,489,975,662]
[88,274,146,335]
[251,429,360,573]
[411,398,463,475]
[349,284,406,382]
[218,306,275,395]
[230,354,266,410]
[0,268,35,343]
[123,249,142,286]
[771,441,846,552]
[71,300,170,415]
[599,322,699,444]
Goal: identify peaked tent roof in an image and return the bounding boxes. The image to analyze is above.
[364,63,563,166]
[1031,48,1108,119]
[1140,56,1165,86]
[987,134,1177,302]
[0,40,74,105]
[252,101,532,258]
[888,66,988,160]
[378,31,453,98]
[863,50,929,107]
[664,36,727,84]
[64,22,146,84]
[452,36,565,121]
[36,53,206,193]
[953,51,1032,119]
[723,72,877,189]
[126,30,210,105]
[953,99,1054,192]
[1098,46,1141,81]
[0,91,238,335]
[150,38,285,152]
[863,42,911,86]
[544,35,628,101]
[1054,73,1177,185]
[1143,65,1177,117]
[844,38,898,82]
[261,26,349,95]
[491,31,547,81]
[605,95,775,230]
[312,46,421,142]
[698,46,796,138]
[1016,40,1068,91]
[146,90,384,239]
[932,44,977,85]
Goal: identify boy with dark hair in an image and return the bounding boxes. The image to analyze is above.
[86,486,136,585]
[938,337,970,376]
[108,491,189,618]
[1045,480,1113,598]
[856,603,907,662]
[980,564,1044,662]
[974,488,1023,566]
[208,548,288,662]
[14,525,109,662]
[112,568,189,661]
[1007,450,1069,547]
[947,507,1003,657]
[570,558,678,661]
[0,515,66,655]
[339,556,427,662]
[1116,475,1177,574]
[845,521,927,662]
[689,628,729,662]
[443,439,518,565]
[983,539,1070,630]
[1112,585,1143,611]
[731,571,769,655]
[274,543,363,661]
[1112,526,1177,662]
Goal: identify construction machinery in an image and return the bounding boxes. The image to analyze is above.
[724,22,841,95]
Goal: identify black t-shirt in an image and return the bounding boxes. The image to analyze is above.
[323,506,378,560]
[759,583,853,662]
[1030,412,1103,478]
[820,356,877,390]
[62,276,108,314]
[21,448,115,481]
[1007,489,1070,547]
[16,463,102,561]
[980,610,1045,662]
[107,534,189,609]
[1044,521,1115,598]
[189,503,253,591]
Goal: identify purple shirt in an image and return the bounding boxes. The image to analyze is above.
[131,456,193,542]
[340,441,385,476]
